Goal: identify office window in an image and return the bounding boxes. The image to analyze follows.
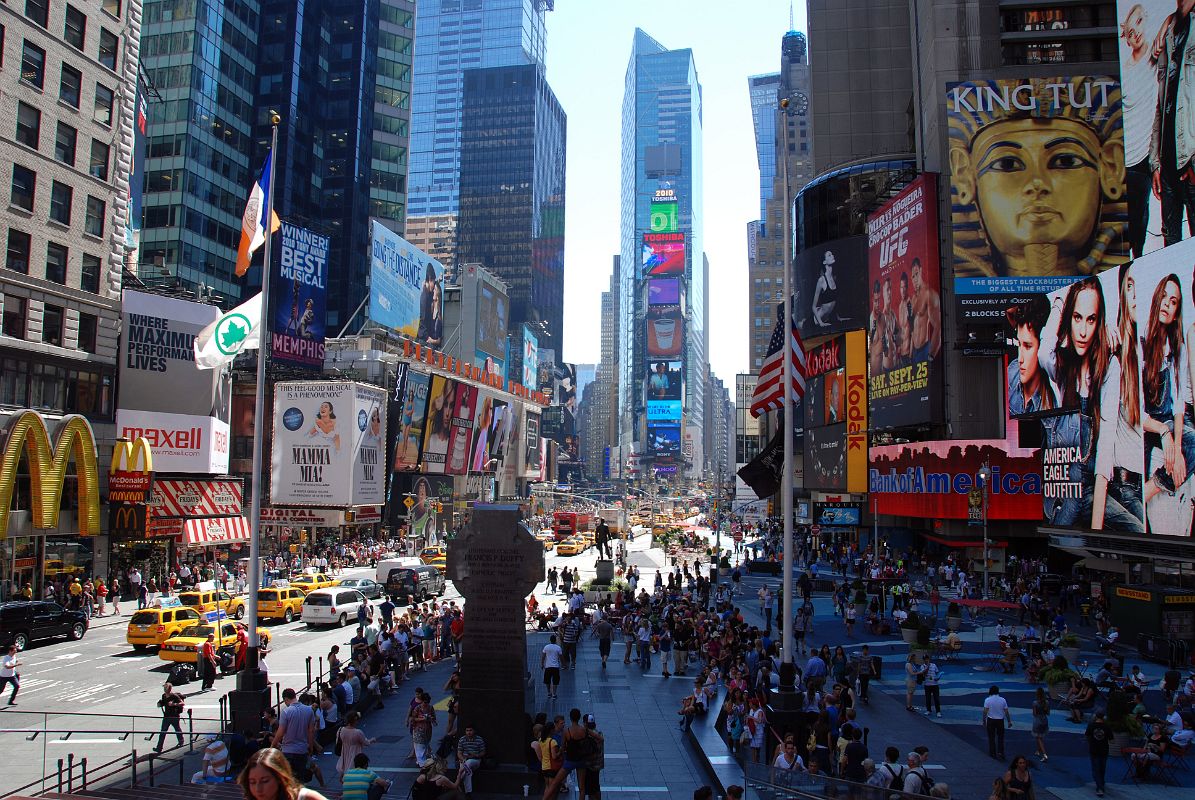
[98,29,118,70]
[89,139,109,180]
[6,229,31,274]
[93,83,114,126]
[81,253,100,293]
[10,164,35,211]
[45,242,67,284]
[42,304,63,347]
[85,196,104,236]
[55,122,77,165]
[60,64,82,107]
[77,312,97,353]
[25,0,49,28]
[64,6,86,50]
[15,102,40,149]
[102,0,121,18]
[50,181,73,225]
[3,296,27,339]
[21,40,46,88]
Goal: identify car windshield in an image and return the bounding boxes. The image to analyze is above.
[130,611,157,625]
[178,625,215,638]
[305,594,332,606]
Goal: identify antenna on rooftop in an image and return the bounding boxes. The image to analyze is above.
[789,1,794,30]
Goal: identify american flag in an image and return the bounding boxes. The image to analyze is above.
[750,304,806,418]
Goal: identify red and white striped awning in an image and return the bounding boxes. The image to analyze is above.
[182,516,251,547]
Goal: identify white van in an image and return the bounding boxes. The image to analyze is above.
[375,557,423,586]
[301,587,369,627]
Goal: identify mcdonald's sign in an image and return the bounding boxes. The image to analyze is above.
[109,502,147,538]
[109,437,154,503]
[0,411,100,538]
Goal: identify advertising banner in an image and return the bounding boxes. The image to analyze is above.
[946,77,1128,322]
[118,290,228,473]
[650,198,679,233]
[444,383,477,476]
[869,434,1042,520]
[390,371,430,472]
[642,232,686,276]
[795,236,869,340]
[388,473,454,538]
[368,221,445,345]
[646,361,682,401]
[1117,1,1183,257]
[647,399,682,421]
[524,410,542,477]
[814,502,862,526]
[867,174,943,428]
[476,277,509,361]
[421,375,457,474]
[647,424,681,458]
[648,278,681,306]
[521,326,539,388]
[149,479,243,518]
[802,331,867,492]
[271,222,329,369]
[270,381,386,506]
[646,309,684,358]
[258,507,340,527]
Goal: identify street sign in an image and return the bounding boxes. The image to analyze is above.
[404,496,415,510]
[811,524,822,535]
[733,529,743,542]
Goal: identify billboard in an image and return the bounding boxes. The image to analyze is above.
[390,370,430,472]
[521,325,539,388]
[650,200,679,233]
[388,473,454,537]
[642,232,686,276]
[421,375,458,474]
[795,236,869,339]
[271,222,329,369]
[646,308,684,358]
[1117,1,1183,257]
[117,290,230,473]
[646,360,682,401]
[648,277,681,306]
[802,331,867,492]
[524,410,542,477]
[647,399,682,421]
[0,411,101,536]
[946,77,1128,322]
[647,424,681,458]
[475,273,509,372]
[368,221,445,345]
[271,381,386,506]
[867,174,943,428]
[445,382,478,476]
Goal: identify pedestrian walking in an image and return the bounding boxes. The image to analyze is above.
[1085,710,1112,796]
[155,681,185,751]
[982,685,1011,760]
[1002,756,1035,800]
[591,614,614,669]
[542,634,563,699]
[0,644,21,705]
[923,656,942,717]
[856,645,874,703]
[1031,687,1050,762]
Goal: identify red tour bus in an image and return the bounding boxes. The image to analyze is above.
[552,511,591,542]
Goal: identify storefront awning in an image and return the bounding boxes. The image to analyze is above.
[183,516,250,547]
[923,533,1008,549]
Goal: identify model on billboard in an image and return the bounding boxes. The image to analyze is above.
[1006,295,1057,416]
[424,378,457,465]
[1149,1,1195,248]
[811,251,843,329]
[306,402,341,452]
[948,77,1126,280]
[1141,273,1195,507]
[471,397,493,472]
[416,265,443,347]
[1120,3,1158,256]
[409,476,436,542]
[1104,262,1145,529]
[286,281,303,336]
[896,272,914,363]
[649,362,672,399]
[910,258,943,362]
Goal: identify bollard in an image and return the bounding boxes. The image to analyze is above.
[220,695,228,732]
[306,655,312,689]
[188,707,196,752]
[56,758,64,793]
[81,757,88,791]
[148,752,156,788]
[275,682,281,709]
[130,749,138,787]
[319,656,324,683]
[67,753,75,793]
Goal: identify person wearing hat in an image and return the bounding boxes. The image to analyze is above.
[412,756,465,800]
[811,250,841,329]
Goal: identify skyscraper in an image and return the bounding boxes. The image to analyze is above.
[405,0,552,269]
[620,29,705,481]
[747,73,780,223]
[457,63,566,354]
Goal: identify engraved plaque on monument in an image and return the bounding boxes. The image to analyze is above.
[447,504,544,765]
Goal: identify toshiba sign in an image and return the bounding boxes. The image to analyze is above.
[116,409,230,474]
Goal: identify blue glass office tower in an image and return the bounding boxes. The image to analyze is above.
[748,73,780,225]
[407,0,550,225]
[457,64,566,357]
[620,29,705,477]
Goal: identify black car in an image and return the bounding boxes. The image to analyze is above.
[336,578,384,600]
[0,601,88,650]
[384,566,445,602]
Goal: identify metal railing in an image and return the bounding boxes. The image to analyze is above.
[744,761,945,800]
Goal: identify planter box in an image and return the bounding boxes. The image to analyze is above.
[945,615,962,632]
[900,626,919,645]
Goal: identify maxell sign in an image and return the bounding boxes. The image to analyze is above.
[116,409,230,474]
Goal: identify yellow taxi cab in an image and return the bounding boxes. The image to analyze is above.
[556,538,584,556]
[535,532,556,551]
[420,546,447,563]
[290,572,338,593]
[157,616,268,665]
[126,600,202,651]
[256,583,307,623]
[577,531,596,548]
[44,559,85,578]
[178,588,247,620]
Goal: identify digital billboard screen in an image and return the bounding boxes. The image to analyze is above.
[801,331,868,493]
[646,399,682,421]
[648,277,681,306]
[795,236,869,340]
[645,361,682,402]
[476,277,509,360]
[647,424,681,458]
[946,77,1128,322]
[646,309,683,358]
[642,233,686,276]
[368,221,445,345]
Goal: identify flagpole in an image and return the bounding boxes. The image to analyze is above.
[779,108,796,686]
[245,113,280,670]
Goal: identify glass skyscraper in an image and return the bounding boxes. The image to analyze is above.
[407,0,550,223]
[748,73,780,224]
[457,64,566,355]
[620,29,705,476]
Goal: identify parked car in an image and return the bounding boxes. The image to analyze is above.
[0,601,89,650]
[336,578,384,600]
[384,565,445,602]
[375,557,423,585]
[301,588,369,627]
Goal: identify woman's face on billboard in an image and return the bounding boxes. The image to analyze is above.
[1157,278,1181,326]
[1069,286,1102,357]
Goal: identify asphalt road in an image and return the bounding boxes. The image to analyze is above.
[0,533,662,795]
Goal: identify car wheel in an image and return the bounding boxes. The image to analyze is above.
[13,632,29,651]
[284,608,294,624]
[132,644,148,652]
[234,605,245,620]
[68,622,86,641]
[306,622,317,628]
[338,613,347,628]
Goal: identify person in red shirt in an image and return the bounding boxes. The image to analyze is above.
[200,633,218,691]
[234,624,249,671]
[450,613,464,660]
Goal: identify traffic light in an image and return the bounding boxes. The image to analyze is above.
[436,502,444,513]
[299,528,309,544]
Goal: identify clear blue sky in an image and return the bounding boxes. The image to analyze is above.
[546,1,807,385]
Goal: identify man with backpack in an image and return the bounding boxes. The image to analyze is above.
[902,751,932,795]
[867,746,905,791]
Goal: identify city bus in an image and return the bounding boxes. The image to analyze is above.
[552,511,591,542]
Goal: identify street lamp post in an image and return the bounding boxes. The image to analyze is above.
[978,462,991,599]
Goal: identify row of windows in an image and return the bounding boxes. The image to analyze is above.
[0,354,113,420]
[4,226,103,294]
[62,5,120,71]
[23,0,122,29]
[18,38,116,125]
[10,160,108,238]
[2,295,97,354]
[15,102,111,178]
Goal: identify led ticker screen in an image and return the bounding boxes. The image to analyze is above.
[650,201,678,233]
[648,278,681,306]
[646,399,682,421]
[642,233,685,276]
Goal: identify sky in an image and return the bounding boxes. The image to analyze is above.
[545,0,807,385]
